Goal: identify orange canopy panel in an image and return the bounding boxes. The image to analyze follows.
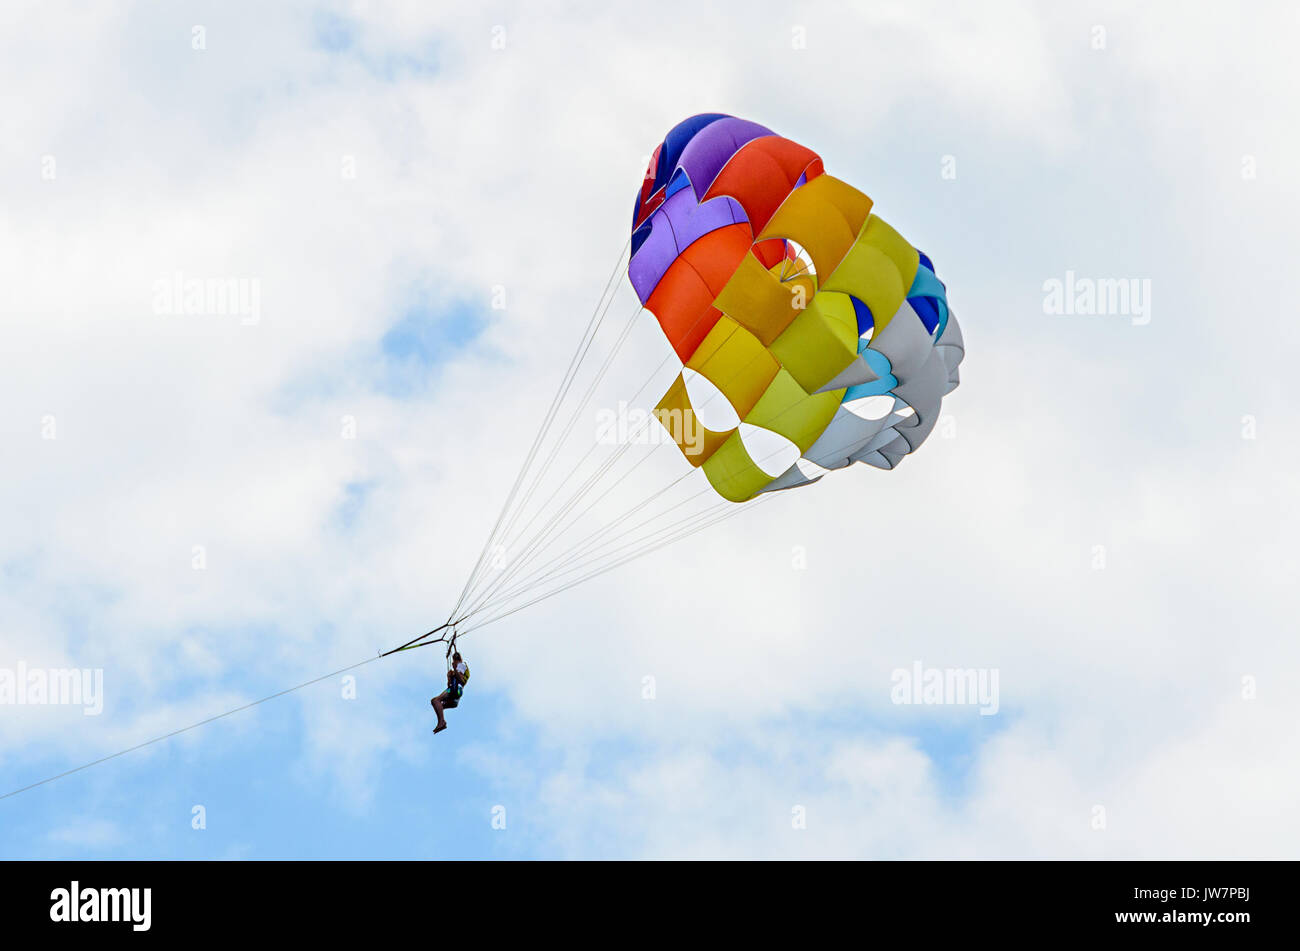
[645,222,753,363]
[704,135,824,235]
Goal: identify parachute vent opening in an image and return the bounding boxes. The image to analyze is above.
[682,368,740,431]
[777,239,815,281]
[842,394,895,422]
[739,423,800,478]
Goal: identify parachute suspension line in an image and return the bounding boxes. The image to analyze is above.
[458,425,662,619]
[449,238,631,622]
[461,322,821,618]
[460,311,763,617]
[450,243,627,620]
[458,495,772,636]
[475,465,730,602]
[458,387,690,619]
[546,388,928,604]
[457,440,682,622]
[459,300,646,611]
[477,491,736,612]
[380,621,454,657]
[461,365,910,622]
[457,418,649,615]
[464,447,707,618]
[460,321,789,619]
[472,346,675,593]
[458,349,686,618]
[457,326,682,617]
[459,340,912,631]
[491,303,643,549]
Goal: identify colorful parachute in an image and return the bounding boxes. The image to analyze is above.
[629,114,964,502]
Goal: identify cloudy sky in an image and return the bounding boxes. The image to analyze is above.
[1,0,1296,859]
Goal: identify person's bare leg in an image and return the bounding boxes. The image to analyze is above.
[431,696,447,732]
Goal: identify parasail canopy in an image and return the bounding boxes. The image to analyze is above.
[628,113,964,503]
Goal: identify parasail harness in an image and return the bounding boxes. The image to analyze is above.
[383,621,468,701]
[380,620,460,658]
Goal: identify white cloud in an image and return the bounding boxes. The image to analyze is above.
[0,0,1295,857]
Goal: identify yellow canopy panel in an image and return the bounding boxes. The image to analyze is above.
[701,430,774,503]
[654,374,734,467]
[769,290,860,393]
[684,314,781,419]
[819,214,920,335]
[758,175,874,282]
[712,252,805,346]
[743,368,844,453]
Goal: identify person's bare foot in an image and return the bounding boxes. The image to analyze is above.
[433,722,448,734]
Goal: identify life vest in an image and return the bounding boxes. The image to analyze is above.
[450,662,469,698]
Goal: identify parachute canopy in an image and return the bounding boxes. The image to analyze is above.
[628,114,964,502]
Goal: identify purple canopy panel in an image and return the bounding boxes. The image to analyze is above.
[676,117,774,200]
[627,188,748,302]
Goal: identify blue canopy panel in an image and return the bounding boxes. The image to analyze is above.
[906,257,949,338]
[653,113,729,193]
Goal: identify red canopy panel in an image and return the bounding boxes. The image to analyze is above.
[703,136,824,236]
[645,222,753,363]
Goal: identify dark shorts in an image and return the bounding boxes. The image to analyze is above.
[437,690,460,709]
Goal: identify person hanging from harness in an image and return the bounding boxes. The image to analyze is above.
[431,650,469,734]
